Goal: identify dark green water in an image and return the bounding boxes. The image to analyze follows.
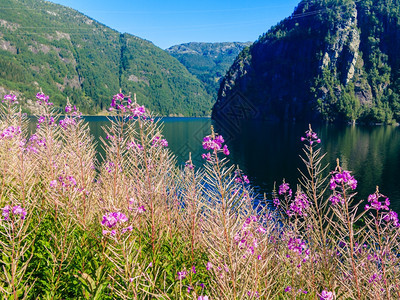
[212,121,400,212]
[63,117,400,212]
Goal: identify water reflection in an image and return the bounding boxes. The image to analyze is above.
[320,125,400,211]
[214,121,400,212]
[27,116,400,212]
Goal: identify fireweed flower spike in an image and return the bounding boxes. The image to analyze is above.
[328,194,344,205]
[287,191,310,217]
[110,93,124,108]
[202,135,223,150]
[278,181,292,197]
[3,94,18,104]
[0,126,21,140]
[287,237,310,262]
[383,210,400,227]
[109,92,148,119]
[2,204,27,221]
[234,168,250,184]
[364,187,390,211]
[201,152,212,161]
[36,91,53,106]
[202,127,230,159]
[2,205,11,220]
[101,212,128,228]
[64,99,81,118]
[151,135,168,147]
[101,212,130,236]
[12,206,27,219]
[137,206,146,214]
[127,141,144,151]
[319,290,334,300]
[329,164,357,191]
[223,144,230,155]
[364,187,400,227]
[177,270,187,280]
[273,197,280,206]
[59,117,76,129]
[185,153,194,169]
[301,125,321,145]
[329,161,358,209]
[131,105,145,118]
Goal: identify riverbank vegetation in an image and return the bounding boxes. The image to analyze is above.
[1,92,399,299]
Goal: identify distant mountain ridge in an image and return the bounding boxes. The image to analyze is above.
[213,0,400,124]
[0,0,212,116]
[167,42,252,56]
[166,42,252,100]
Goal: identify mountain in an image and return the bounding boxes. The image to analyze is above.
[0,0,212,116]
[166,42,252,100]
[213,0,400,124]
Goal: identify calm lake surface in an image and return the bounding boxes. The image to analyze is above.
[65,117,400,212]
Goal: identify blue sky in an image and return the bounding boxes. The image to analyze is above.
[49,0,300,49]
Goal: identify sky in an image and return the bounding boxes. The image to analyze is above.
[48,0,300,49]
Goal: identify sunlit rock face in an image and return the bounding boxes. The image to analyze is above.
[214,0,400,123]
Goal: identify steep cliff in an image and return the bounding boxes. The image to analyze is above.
[213,0,400,123]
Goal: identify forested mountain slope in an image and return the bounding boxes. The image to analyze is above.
[0,0,212,116]
[213,0,400,123]
[167,42,252,100]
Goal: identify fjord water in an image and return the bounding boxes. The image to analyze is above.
[82,117,400,212]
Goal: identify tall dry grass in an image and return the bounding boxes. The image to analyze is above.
[0,92,399,299]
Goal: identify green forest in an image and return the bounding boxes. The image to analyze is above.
[0,0,212,116]
[215,0,400,124]
[3,0,400,122]
[167,42,252,101]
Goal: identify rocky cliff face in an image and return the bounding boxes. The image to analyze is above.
[213,0,400,123]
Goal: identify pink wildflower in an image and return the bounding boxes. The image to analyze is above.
[2,204,27,221]
[101,212,128,229]
[320,290,334,300]
[223,144,230,155]
[202,153,212,161]
[279,182,292,196]
[50,180,57,188]
[132,105,145,117]
[202,134,224,150]
[3,94,18,104]
[330,170,357,190]
[137,206,146,214]
[177,270,187,280]
[287,193,309,216]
